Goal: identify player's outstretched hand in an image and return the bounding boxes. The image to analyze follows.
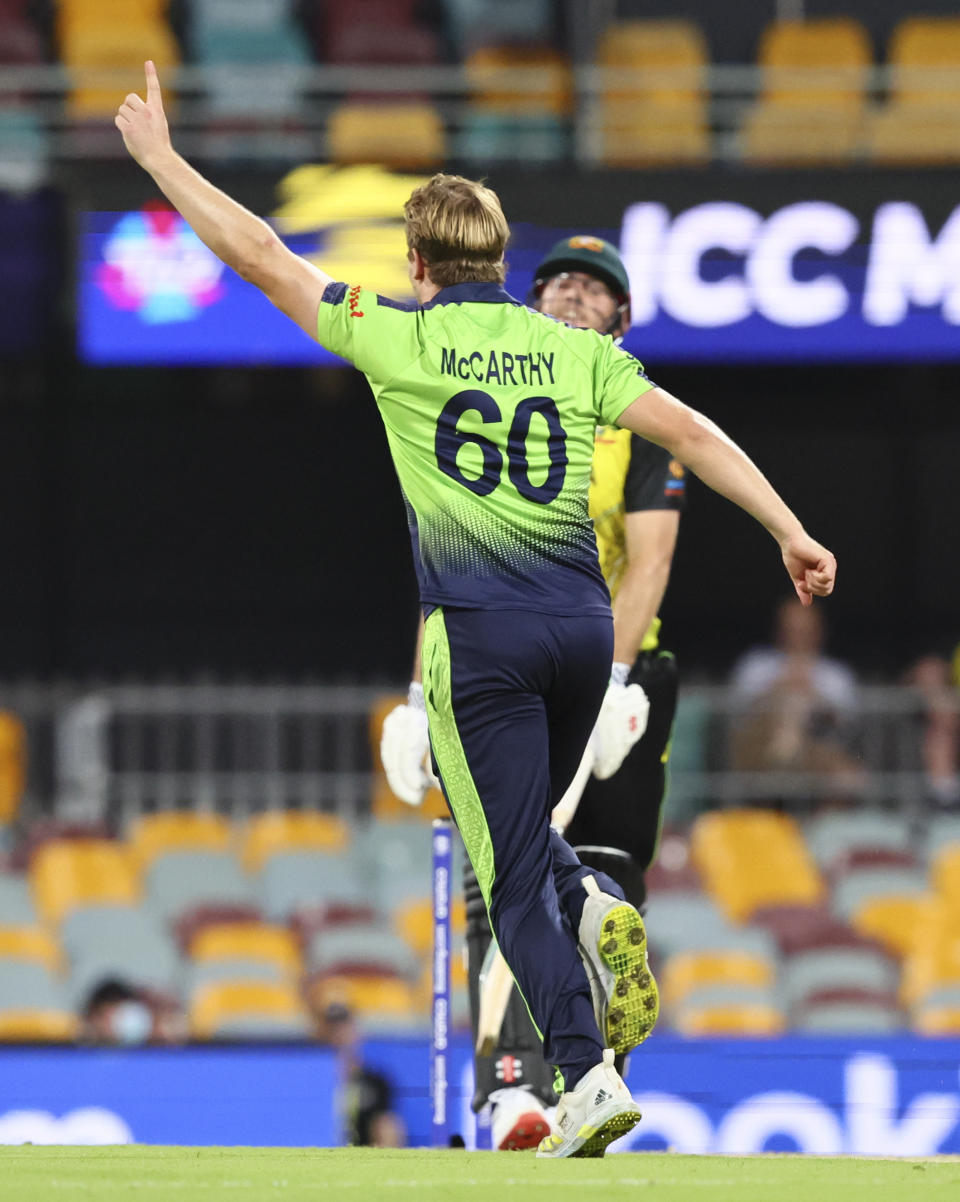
[781,531,837,606]
[115,61,172,172]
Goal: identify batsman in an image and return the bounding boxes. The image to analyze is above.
[382,237,687,1150]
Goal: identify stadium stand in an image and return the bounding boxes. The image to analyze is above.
[592,19,710,167]
[189,979,311,1039]
[258,849,370,921]
[690,810,825,922]
[866,17,960,165]
[242,810,349,872]
[129,811,234,872]
[29,839,140,926]
[145,848,253,924]
[740,17,871,164]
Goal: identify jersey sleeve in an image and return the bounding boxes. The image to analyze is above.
[593,334,656,426]
[623,436,687,513]
[315,283,421,386]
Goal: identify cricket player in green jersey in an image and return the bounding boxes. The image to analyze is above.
[117,63,837,1158]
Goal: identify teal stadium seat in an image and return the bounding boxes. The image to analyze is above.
[259,850,369,921]
[146,851,254,924]
[456,113,568,166]
[0,108,50,192]
[0,873,38,925]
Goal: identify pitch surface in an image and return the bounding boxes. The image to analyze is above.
[1,1147,958,1201]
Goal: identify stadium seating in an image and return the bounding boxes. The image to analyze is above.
[394,895,465,958]
[592,20,709,167]
[0,926,61,973]
[805,809,912,873]
[851,893,936,959]
[129,811,234,872]
[307,924,419,980]
[242,810,349,873]
[326,103,446,168]
[0,1010,78,1041]
[357,820,440,912]
[258,849,370,921]
[61,905,181,1007]
[832,865,929,923]
[690,810,824,921]
[661,949,777,1010]
[457,45,571,164]
[30,840,140,926]
[645,890,777,959]
[189,921,302,977]
[189,979,311,1039]
[145,849,253,924]
[309,971,424,1032]
[741,18,871,165]
[442,0,554,56]
[0,713,25,825]
[865,17,960,164]
[780,945,898,1011]
[673,1000,786,1036]
[61,14,181,120]
[0,960,67,1013]
[0,873,39,925]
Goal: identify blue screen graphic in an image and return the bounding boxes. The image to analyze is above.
[78,200,960,366]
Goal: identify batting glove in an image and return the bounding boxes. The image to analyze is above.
[592,670,650,780]
[380,682,439,805]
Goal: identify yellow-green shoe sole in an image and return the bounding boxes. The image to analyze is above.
[571,1109,642,1158]
[597,904,659,1054]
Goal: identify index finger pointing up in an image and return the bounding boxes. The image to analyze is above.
[145,60,163,106]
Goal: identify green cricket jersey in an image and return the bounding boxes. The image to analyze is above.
[316,280,655,615]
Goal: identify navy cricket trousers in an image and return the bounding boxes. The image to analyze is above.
[421,606,625,1090]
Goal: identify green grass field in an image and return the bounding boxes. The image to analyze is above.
[1,1148,958,1202]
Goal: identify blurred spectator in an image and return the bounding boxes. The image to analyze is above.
[906,654,960,808]
[315,1000,406,1148]
[81,978,184,1046]
[728,598,862,790]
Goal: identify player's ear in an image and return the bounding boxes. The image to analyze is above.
[408,247,428,283]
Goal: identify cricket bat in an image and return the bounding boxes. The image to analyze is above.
[474,740,596,1056]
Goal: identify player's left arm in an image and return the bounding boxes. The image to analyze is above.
[615,386,836,605]
[613,509,680,664]
[115,62,331,339]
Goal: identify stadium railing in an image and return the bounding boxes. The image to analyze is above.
[2,63,960,166]
[0,680,940,828]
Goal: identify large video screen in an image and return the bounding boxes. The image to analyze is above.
[78,183,960,366]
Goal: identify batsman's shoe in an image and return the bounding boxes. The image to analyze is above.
[490,1088,553,1151]
[578,877,659,1054]
[536,1050,640,1159]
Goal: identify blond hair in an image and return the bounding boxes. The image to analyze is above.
[403,173,508,287]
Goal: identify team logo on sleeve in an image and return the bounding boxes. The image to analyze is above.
[665,458,686,497]
[348,284,364,318]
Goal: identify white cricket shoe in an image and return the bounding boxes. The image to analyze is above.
[490,1088,553,1151]
[536,1049,640,1158]
[577,877,659,1054]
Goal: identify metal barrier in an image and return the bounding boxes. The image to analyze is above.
[0,681,942,826]
[2,62,959,165]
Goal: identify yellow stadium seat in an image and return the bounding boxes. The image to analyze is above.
[321,972,423,1024]
[913,1005,960,1036]
[327,104,445,169]
[0,927,62,972]
[189,922,302,975]
[593,20,709,167]
[369,696,447,821]
[888,18,960,107]
[0,1010,78,1042]
[0,712,26,825]
[865,106,960,165]
[757,18,871,110]
[63,22,180,120]
[596,20,707,107]
[30,840,140,927]
[57,0,169,37]
[900,902,960,1006]
[395,895,465,957]
[242,810,349,873]
[129,812,234,872]
[661,950,775,1008]
[465,46,573,116]
[189,980,307,1039]
[851,893,938,959]
[931,846,960,908]
[674,1002,786,1036]
[690,810,824,923]
[740,105,863,165]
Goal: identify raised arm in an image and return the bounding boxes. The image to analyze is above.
[115,62,331,338]
[617,387,836,605]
